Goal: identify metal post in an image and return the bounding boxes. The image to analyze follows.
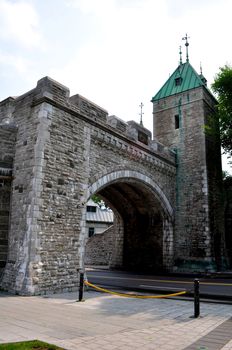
[194,279,200,318]
[78,271,84,302]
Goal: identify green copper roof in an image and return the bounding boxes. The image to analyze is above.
[152,62,206,101]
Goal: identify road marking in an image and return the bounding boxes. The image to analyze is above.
[88,274,232,286]
[140,284,184,291]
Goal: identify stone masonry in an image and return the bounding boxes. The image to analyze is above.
[0,77,176,295]
[152,73,225,271]
[0,60,226,294]
[0,124,16,279]
[85,225,115,266]
[224,177,232,267]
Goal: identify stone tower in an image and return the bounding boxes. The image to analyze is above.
[152,57,226,271]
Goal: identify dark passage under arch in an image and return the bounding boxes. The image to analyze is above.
[85,172,174,273]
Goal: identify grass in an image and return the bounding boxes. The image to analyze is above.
[0,340,65,350]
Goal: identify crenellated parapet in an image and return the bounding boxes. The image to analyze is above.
[0,76,175,295]
[33,77,175,166]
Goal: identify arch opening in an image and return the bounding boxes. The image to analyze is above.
[84,171,174,273]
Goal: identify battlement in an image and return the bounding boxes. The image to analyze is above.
[0,76,175,166]
[69,93,108,123]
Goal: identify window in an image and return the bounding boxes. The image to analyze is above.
[87,206,96,213]
[138,131,148,145]
[88,227,95,237]
[175,77,182,86]
[175,115,180,129]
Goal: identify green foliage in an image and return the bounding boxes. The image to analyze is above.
[91,194,110,210]
[91,194,102,206]
[212,65,232,157]
[0,340,64,350]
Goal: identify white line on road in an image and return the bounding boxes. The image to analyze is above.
[139,285,184,291]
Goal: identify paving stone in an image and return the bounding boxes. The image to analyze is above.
[0,291,232,349]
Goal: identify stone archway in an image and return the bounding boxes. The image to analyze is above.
[82,170,174,272]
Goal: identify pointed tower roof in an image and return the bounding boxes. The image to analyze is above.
[151,61,207,102]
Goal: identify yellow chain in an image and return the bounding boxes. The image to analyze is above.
[84,280,187,299]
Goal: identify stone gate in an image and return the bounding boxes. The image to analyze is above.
[0,58,226,295]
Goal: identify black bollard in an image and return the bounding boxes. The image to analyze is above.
[194,278,200,318]
[78,271,84,302]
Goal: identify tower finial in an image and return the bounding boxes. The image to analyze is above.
[179,46,183,65]
[182,33,190,62]
[199,62,207,85]
[139,102,144,126]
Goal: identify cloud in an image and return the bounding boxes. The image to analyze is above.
[65,0,115,13]
[51,0,173,122]
[0,51,31,75]
[50,0,232,138]
[0,0,41,48]
[65,0,151,16]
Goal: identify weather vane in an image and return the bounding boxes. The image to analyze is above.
[139,102,144,126]
[182,33,190,62]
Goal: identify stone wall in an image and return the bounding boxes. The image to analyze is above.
[0,125,16,278]
[85,210,124,268]
[0,72,225,294]
[85,225,115,266]
[0,76,176,295]
[203,95,225,269]
[153,87,224,271]
[224,177,232,267]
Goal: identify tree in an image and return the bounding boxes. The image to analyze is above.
[91,194,111,210]
[91,194,104,207]
[212,65,232,158]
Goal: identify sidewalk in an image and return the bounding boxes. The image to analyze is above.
[0,290,231,350]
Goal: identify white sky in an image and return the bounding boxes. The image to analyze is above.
[0,0,231,172]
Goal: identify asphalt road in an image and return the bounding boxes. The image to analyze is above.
[86,268,232,301]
